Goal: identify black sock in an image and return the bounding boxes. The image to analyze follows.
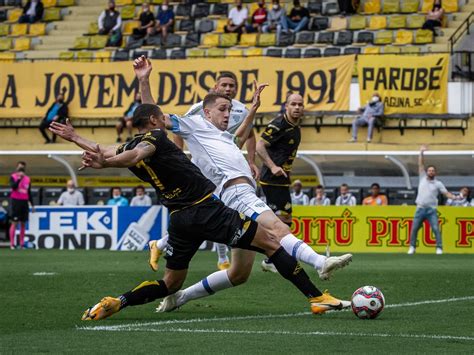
[119,280,169,309]
[268,247,322,298]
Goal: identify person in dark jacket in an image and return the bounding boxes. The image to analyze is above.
[39,93,69,144]
[19,0,44,24]
[98,1,122,46]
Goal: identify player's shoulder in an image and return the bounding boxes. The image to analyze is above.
[231,99,248,114]
[267,114,286,130]
[185,101,204,116]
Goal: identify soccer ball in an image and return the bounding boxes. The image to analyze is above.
[351,286,385,319]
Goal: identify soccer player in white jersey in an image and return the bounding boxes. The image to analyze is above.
[134,56,353,314]
[174,71,260,270]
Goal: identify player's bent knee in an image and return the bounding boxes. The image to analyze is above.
[227,269,250,286]
[163,270,187,293]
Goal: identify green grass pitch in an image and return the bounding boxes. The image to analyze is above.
[0,249,473,353]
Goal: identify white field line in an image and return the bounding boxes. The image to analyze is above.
[77,295,474,332]
[32,272,57,276]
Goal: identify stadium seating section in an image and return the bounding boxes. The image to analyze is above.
[0,0,471,61]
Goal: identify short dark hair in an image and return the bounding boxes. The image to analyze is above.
[135,185,145,192]
[216,72,237,84]
[426,165,436,171]
[371,183,380,189]
[111,186,122,196]
[17,161,26,166]
[316,184,324,189]
[340,183,349,188]
[132,104,163,128]
[203,92,232,109]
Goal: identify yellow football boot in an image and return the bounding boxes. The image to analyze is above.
[148,240,162,272]
[309,291,351,314]
[81,297,121,321]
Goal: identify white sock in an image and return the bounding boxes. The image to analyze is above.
[280,234,326,270]
[215,243,229,263]
[156,234,169,251]
[177,270,233,307]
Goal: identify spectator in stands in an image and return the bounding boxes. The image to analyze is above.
[422,0,444,35]
[446,186,470,207]
[154,0,175,44]
[19,0,44,24]
[57,180,84,206]
[363,183,388,206]
[132,3,156,40]
[337,0,355,16]
[225,0,248,37]
[309,185,331,206]
[247,0,267,33]
[291,180,309,205]
[279,0,309,34]
[9,161,34,250]
[130,185,152,207]
[349,92,384,143]
[262,0,285,33]
[116,92,141,143]
[39,93,68,144]
[408,145,459,255]
[335,183,357,206]
[98,1,122,47]
[107,187,129,206]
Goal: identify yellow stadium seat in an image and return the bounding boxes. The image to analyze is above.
[215,19,227,33]
[116,0,134,5]
[0,38,12,51]
[57,0,75,6]
[95,51,112,62]
[239,33,257,47]
[382,0,400,13]
[362,0,381,14]
[401,0,420,13]
[122,21,140,35]
[13,37,31,51]
[219,33,238,47]
[374,30,393,44]
[43,8,61,22]
[257,33,276,46]
[442,0,458,12]
[28,23,47,36]
[10,24,28,37]
[421,0,434,12]
[414,29,433,43]
[89,35,108,49]
[383,45,401,53]
[202,33,219,47]
[43,0,57,8]
[59,51,75,60]
[363,46,381,54]
[121,5,136,20]
[72,36,90,49]
[0,52,16,62]
[330,17,347,31]
[207,48,225,57]
[369,16,387,29]
[6,8,23,23]
[226,49,243,57]
[348,16,366,30]
[395,30,413,44]
[401,45,421,53]
[87,22,99,35]
[0,24,10,37]
[246,47,264,56]
[77,51,93,62]
[388,15,407,29]
[406,15,425,28]
[248,3,259,15]
[187,48,206,58]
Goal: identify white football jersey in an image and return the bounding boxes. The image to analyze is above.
[170,114,255,195]
[185,99,250,134]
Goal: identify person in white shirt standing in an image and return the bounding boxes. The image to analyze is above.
[291,180,309,205]
[57,180,84,206]
[130,185,152,207]
[335,184,357,206]
[310,185,331,206]
[408,145,458,255]
[225,0,248,37]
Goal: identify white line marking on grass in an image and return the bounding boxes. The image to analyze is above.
[77,295,474,333]
[32,272,57,276]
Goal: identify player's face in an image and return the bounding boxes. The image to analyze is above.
[136,188,144,196]
[205,98,232,131]
[286,95,304,120]
[215,78,237,99]
[426,167,436,178]
[371,186,380,196]
[316,188,323,196]
[293,183,302,193]
[340,186,348,195]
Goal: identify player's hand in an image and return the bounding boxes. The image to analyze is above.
[420,144,428,153]
[81,144,106,170]
[133,55,152,81]
[249,162,260,181]
[270,166,288,178]
[251,80,269,110]
[49,119,77,142]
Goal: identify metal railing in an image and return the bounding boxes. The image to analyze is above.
[449,11,473,54]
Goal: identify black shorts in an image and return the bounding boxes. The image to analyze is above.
[164,197,258,270]
[261,184,292,217]
[10,199,29,222]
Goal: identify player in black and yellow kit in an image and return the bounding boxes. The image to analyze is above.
[50,102,349,320]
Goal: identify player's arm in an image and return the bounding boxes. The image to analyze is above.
[245,131,259,180]
[256,138,287,178]
[418,144,427,174]
[49,119,117,159]
[82,142,156,169]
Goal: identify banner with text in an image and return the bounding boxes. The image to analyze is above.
[0,56,354,118]
[292,206,473,254]
[357,54,449,114]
